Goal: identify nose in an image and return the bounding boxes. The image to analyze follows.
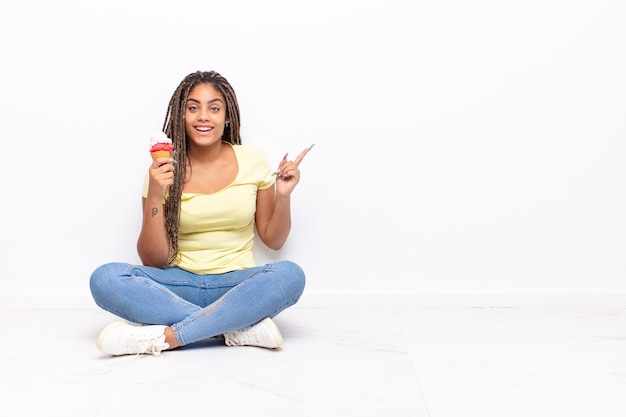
[198,107,211,121]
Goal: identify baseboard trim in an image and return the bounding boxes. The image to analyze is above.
[296,291,626,308]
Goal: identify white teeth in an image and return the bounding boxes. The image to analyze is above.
[196,127,212,131]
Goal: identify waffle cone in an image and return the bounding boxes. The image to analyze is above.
[151,150,171,160]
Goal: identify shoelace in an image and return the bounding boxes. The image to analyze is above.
[133,335,169,356]
[227,326,260,345]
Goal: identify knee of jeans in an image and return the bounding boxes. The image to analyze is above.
[89,262,121,298]
[280,260,306,294]
[89,265,107,298]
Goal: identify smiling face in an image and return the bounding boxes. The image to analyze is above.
[185,82,228,148]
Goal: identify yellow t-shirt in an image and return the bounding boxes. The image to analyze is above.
[142,144,275,274]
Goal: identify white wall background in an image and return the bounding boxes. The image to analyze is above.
[1,0,624,306]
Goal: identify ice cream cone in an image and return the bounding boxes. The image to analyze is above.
[151,150,171,160]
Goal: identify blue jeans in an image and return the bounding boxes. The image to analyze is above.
[89,261,305,346]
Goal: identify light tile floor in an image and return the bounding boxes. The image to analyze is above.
[1,297,625,417]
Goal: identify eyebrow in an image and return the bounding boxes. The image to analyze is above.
[186,98,224,105]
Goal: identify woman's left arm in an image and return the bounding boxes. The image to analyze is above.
[255,145,313,250]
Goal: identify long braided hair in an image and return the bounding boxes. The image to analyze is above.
[161,70,242,264]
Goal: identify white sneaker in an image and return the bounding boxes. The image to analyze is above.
[97,321,169,356]
[224,317,283,349]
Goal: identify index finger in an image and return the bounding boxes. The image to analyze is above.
[293,144,315,166]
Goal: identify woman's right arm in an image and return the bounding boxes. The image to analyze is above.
[137,159,174,267]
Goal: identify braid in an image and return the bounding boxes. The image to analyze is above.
[161,70,242,264]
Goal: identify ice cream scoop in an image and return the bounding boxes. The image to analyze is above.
[149,131,174,160]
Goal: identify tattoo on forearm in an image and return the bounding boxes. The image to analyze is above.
[151,207,158,217]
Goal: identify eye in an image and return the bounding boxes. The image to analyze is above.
[210,106,220,112]
[188,105,199,112]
